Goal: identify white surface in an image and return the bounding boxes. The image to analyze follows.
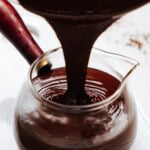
[0,2,150,150]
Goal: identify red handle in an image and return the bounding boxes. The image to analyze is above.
[0,0,43,64]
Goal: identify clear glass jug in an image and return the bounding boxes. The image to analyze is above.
[14,48,139,150]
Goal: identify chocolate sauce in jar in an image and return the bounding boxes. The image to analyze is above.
[15,67,137,150]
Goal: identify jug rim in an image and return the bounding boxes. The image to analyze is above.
[28,47,138,113]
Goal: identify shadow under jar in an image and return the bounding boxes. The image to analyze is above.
[14,48,137,150]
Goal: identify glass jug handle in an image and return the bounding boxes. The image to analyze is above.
[0,0,43,64]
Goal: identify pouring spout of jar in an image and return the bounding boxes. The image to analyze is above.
[89,48,139,104]
[0,0,43,64]
[93,48,139,82]
[115,53,139,99]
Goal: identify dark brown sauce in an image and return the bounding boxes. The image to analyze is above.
[34,68,120,105]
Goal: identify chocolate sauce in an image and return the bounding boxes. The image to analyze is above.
[34,68,120,105]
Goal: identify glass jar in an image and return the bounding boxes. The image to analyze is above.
[14,48,138,150]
